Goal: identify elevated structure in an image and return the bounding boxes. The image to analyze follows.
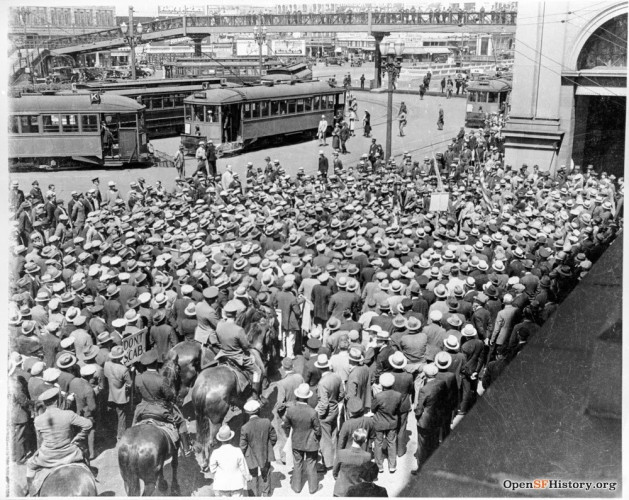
[503,1,626,177]
[22,11,515,89]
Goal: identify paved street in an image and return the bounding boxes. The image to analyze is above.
[10,90,465,199]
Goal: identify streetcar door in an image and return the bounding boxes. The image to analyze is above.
[221,104,240,143]
[119,128,138,161]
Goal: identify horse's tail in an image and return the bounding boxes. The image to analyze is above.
[192,382,210,454]
[118,437,142,496]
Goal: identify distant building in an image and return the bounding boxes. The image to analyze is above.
[9,6,116,37]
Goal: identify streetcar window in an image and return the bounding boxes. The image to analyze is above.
[304,97,312,112]
[279,100,287,114]
[9,116,19,133]
[259,100,269,117]
[193,104,205,122]
[19,115,40,134]
[163,96,174,108]
[61,114,79,133]
[42,114,61,133]
[487,92,497,103]
[287,100,296,114]
[326,95,335,108]
[205,105,218,122]
[81,114,99,132]
[250,102,260,119]
[296,99,304,113]
[244,103,251,119]
[271,100,280,116]
[151,98,163,109]
[468,92,477,102]
[320,96,327,110]
[477,91,488,103]
[185,104,194,121]
[313,96,321,110]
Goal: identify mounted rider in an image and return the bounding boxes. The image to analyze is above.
[26,387,92,494]
[132,349,193,457]
[215,301,263,399]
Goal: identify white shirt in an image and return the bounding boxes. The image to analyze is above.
[209,443,250,491]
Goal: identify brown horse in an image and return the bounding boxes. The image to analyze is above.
[169,340,214,404]
[38,464,97,496]
[117,423,180,496]
[191,364,242,471]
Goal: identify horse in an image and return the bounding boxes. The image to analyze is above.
[191,364,242,471]
[38,464,97,496]
[117,423,180,496]
[168,340,212,405]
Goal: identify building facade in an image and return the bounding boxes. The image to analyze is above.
[9,6,116,37]
[503,1,627,177]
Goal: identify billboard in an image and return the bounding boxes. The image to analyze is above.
[236,40,268,57]
[271,39,306,56]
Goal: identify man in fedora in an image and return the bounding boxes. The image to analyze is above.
[149,310,177,364]
[314,353,344,471]
[103,345,131,442]
[489,293,518,362]
[56,353,78,398]
[282,383,322,494]
[103,284,123,328]
[240,399,277,497]
[434,352,458,440]
[371,372,402,473]
[69,364,97,459]
[209,424,251,496]
[133,350,193,457]
[273,357,304,464]
[195,286,220,349]
[345,347,371,413]
[388,351,414,456]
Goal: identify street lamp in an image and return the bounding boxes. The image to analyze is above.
[253,23,267,79]
[120,7,143,80]
[383,40,404,162]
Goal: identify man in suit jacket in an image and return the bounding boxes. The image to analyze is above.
[346,461,388,497]
[434,352,458,440]
[337,398,375,452]
[240,399,277,497]
[273,357,304,464]
[283,383,322,494]
[371,372,402,473]
[149,310,178,363]
[415,363,447,471]
[345,348,371,412]
[68,364,97,459]
[333,428,372,497]
[103,346,131,441]
[387,352,414,457]
[314,354,344,469]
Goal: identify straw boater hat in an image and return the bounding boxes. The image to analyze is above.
[216,424,235,442]
[389,351,408,369]
[294,383,313,399]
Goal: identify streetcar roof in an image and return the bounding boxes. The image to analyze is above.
[10,93,145,113]
[185,81,341,104]
[76,77,225,90]
[466,78,512,92]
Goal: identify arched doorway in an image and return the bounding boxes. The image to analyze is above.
[572,14,627,177]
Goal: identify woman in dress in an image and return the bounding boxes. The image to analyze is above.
[363,111,372,137]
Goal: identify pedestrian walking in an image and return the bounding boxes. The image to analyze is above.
[317,115,329,146]
[437,106,445,130]
[209,424,252,496]
[363,111,372,137]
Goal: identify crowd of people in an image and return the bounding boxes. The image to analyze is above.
[8,116,623,496]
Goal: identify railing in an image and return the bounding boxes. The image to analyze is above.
[30,11,517,52]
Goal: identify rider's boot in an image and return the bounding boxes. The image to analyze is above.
[180,432,194,458]
[252,381,267,405]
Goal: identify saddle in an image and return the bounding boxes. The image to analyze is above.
[137,418,179,448]
[32,463,92,496]
[213,355,251,394]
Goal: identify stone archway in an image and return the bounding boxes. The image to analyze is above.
[570,13,626,176]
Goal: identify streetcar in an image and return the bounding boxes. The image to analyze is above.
[261,62,313,83]
[75,78,231,138]
[464,78,511,127]
[9,92,153,170]
[164,58,287,83]
[182,80,345,155]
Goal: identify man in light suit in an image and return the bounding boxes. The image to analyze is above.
[240,399,277,497]
[332,428,372,497]
[103,346,131,442]
[283,383,322,494]
[314,354,344,470]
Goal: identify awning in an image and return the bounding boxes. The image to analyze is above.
[575,86,626,97]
